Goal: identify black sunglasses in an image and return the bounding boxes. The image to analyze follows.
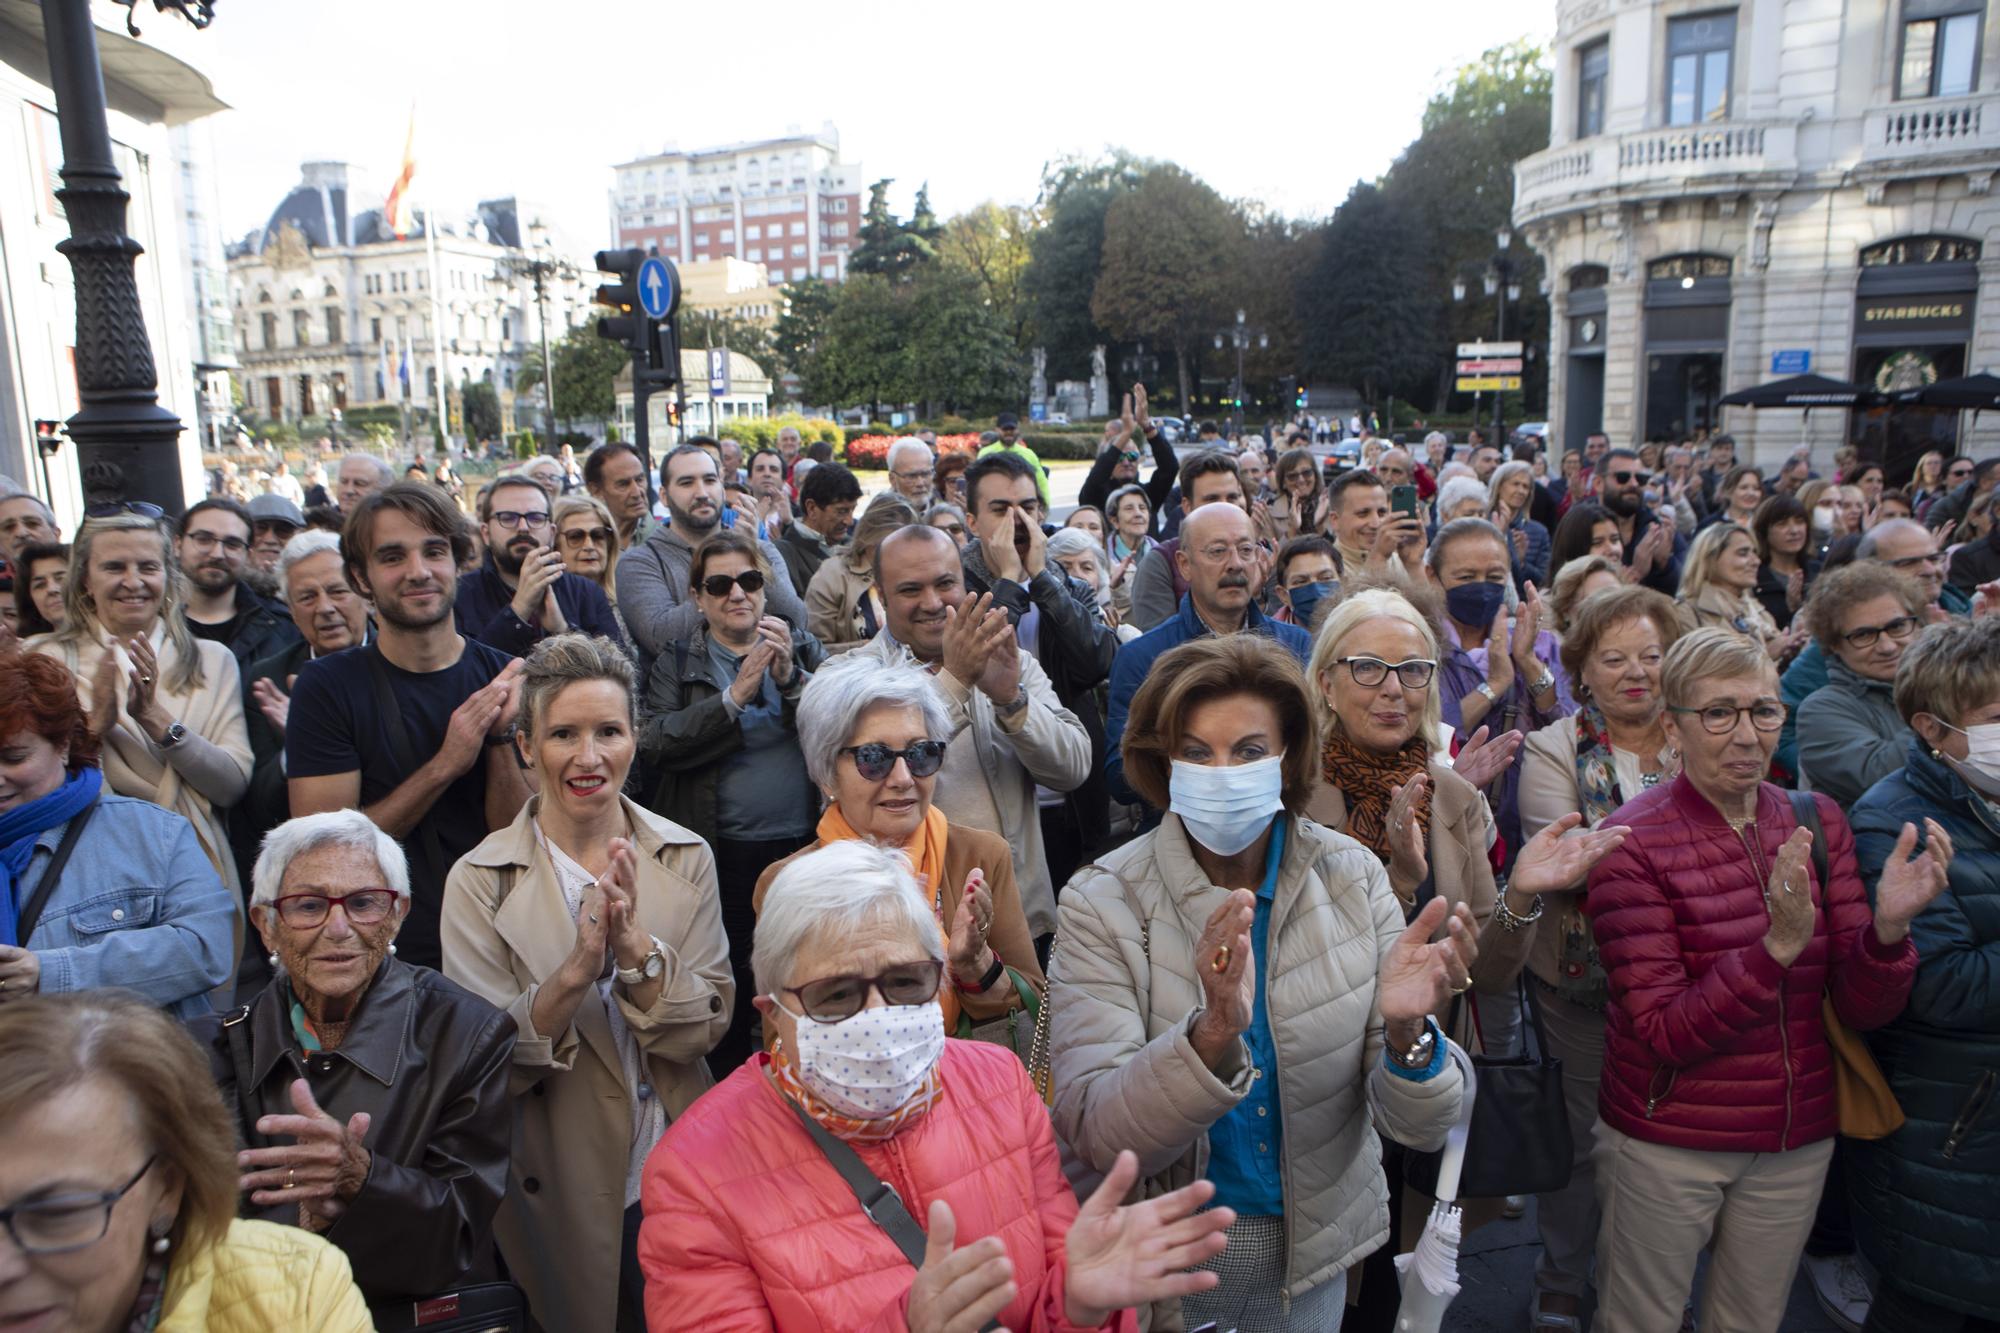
[700,569,765,597]
[84,500,164,519]
[841,740,948,781]
[784,961,944,1023]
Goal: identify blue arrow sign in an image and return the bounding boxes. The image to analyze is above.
[638,257,675,320]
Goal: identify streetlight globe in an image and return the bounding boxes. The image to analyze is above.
[1507,283,1522,302]
[1452,279,1467,302]
[1258,333,1269,350]
[1214,334,1224,350]
[1483,273,1499,298]
[1496,228,1513,250]
[1236,308,1246,325]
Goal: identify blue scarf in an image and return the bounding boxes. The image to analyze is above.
[0,767,102,947]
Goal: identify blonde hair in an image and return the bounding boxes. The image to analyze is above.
[56,515,204,695]
[1306,587,1444,751]
[1677,521,1754,608]
[518,633,636,741]
[1661,625,1776,709]
[551,494,622,597]
[1548,554,1623,634]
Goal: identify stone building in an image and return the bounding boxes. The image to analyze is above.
[1514,0,2000,472]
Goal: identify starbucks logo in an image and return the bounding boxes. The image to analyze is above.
[1874,350,1939,394]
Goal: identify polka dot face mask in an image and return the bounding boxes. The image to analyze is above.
[774,997,947,1119]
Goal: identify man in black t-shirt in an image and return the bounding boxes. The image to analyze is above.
[177,496,300,675]
[286,483,531,969]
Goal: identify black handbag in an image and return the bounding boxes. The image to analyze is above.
[1403,971,1573,1200]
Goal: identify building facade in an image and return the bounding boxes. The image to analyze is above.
[615,349,773,444]
[226,163,595,434]
[1515,0,2000,472]
[678,257,787,326]
[610,124,864,285]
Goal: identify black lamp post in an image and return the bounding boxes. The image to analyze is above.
[502,219,577,450]
[1212,308,1267,439]
[1452,227,1523,452]
[40,0,213,514]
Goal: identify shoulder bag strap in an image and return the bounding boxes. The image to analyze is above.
[1786,789,1832,893]
[219,1005,275,1152]
[14,801,97,943]
[782,1096,1002,1332]
[361,646,450,883]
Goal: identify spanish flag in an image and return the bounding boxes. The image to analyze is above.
[383,110,416,239]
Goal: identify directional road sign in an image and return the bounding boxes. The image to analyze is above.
[1457,340,1524,358]
[1456,376,1523,392]
[638,257,676,320]
[1457,358,1524,375]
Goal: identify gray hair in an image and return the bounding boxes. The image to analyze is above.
[1436,461,1475,485]
[518,633,636,740]
[797,653,951,793]
[887,437,932,472]
[339,453,394,487]
[0,491,54,524]
[278,528,342,583]
[1436,476,1490,521]
[1423,431,1448,450]
[251,810,409,909]
[1856,517,1929,562]
[751,840,944,998]
[1046,527,1108,597]
[1427,515,1510,571]
[1487,460,1534,509]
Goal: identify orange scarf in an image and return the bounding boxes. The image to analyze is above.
[1322,730,1434,866]
[814,803,960,1032]
[767,1047,943,1144]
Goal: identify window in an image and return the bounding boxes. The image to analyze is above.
[720,228,735,243]
[792,266,808,280]
[832,199,849,214]
[370,316,382,342]
[326,308,343,344]
[790,221,807,237]
[292,310,312,346]
[791,243,806,257]
[501,315,512,340]
[1577,40,1609,137]
[259,311,278,348]
[1901,0,1982,98]
[747,248,762,261]
[833,222,849,238]
[746,224,761,239]
[821,264,838,279]
[1667,12,1734,124]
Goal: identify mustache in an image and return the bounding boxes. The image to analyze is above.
[1218,574,1250,588]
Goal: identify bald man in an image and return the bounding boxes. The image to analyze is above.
[1102,502,1313,806]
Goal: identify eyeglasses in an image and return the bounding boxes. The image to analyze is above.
[252,520,300,540]
[560,526,612,548]
[1336,656,1438,689]
[490,510,550,531]
[1883,552,1942,571]
[841,739,948,780]
[1607,470,1644,484]
[1197,541,1261,563]
[0,1156,155,1255]
[700,569,765,597]
[1668,702,1786,734]
[84,501,164,519]
[268,889,398,929]
[1949,465,1975,479]
[891,469,933,484]
[784,960,944,1023]
[183,530,249,554]
[1841,615,1920,650]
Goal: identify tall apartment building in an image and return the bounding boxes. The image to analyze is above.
[610,123,864,284]
[1514,0,2000,469]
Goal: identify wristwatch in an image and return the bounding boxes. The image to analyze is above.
[157,721,188,750]
[957,953,1007,994]
[996,687,1030,719]
[615,936,666,986]
[1391,1020,1438,1070]
[1527,667,1556,696]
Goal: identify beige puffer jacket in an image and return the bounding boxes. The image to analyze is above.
[1049,813,1465,1329]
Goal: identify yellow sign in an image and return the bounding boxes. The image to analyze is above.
[1456,376,1522,392]
[1862,302,1965,322]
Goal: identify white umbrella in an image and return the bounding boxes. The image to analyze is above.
[1394,1045,1478,1333]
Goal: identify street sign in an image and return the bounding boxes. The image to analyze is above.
[1456,358,1524,375]
[1457,340,1524,358]
[1771,348,1812,375]
[1456,376,1523,392]
[707,347,729,399]
[1029,402,1048,423]
[638,257,676,320]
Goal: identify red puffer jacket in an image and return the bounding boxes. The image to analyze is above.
[1586,777,1916,1153]
[639,1041,1134,1332]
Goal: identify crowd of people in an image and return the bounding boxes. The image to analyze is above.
[0,402,1997,1333]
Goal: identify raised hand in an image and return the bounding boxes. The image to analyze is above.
[1509,812,1631,895]
[251,677,291,736]
[755,616,796,685]
[1062,1149,1232,1327]
[88,651,122,738]
[510,548,568,627]
[1511,582,1546,674]
[906,1199,1015,1333]
[947,868,996,982]
[1133,382,1152,435]
[939,593,1000,689]
[1451,725,1522,791]
[1379,897,1478,1035]
[1018,510,1048,579]
[237,1078,371,1228]
[1761,826,1817,966]
[1189,890,1255,1071]
[125,635,166,737]
[1872,818,1954,946]
[728,638,775,708]
[1385,773,1430,897]
[598,837,650,972]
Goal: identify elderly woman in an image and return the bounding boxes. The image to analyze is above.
[1585,627,1949,1333]
[442,634,731,1333]
[1049,527,1139,643]
[1846,616,2000,1331]
[1516,585,1683,1331]
[754,655,1043,1030]
[642,841,1234,1330]
[807,493,914,652]
[199,811,512,1307]
[1794,564,1927,806]
[27,514,252,895]
[923,500,969,549]
[1753,494,1818,631]
[13,540,68,637]
[1436,475,1490,526]
[1547,554,1624,637]
[0,650,234,1019]
[640,528,826,1072]
[1052,634,1498,1328]
[552,493,623,604]
[1676,521,1784,656]
[0,991,372,1331]
[1104,482,1156,620]
[1491,460,1552,592]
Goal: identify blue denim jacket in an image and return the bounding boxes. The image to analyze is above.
[23,793,237,1020]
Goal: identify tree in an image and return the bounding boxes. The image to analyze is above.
[515,327,630,426]
[903,266,1022,416]
[1090,165,1245,410]
[1298,183,1432,407]
[461,380,500,441]
[848,179,938,281]
[773,279,837,386]
[803,274,908,414]
[938,202,1036,351]
[1020,150,1151,380]
[679,309,778,382]
[908,184,944,249]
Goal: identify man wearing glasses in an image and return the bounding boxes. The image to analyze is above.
[176,496,301,674]
[452,476,625,657]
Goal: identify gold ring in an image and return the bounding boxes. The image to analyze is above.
[1212,944,1231,973]
[287,1168,296,1190]
[1449,980,1472,995]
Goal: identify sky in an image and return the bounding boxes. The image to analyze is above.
[200,0,1553,257]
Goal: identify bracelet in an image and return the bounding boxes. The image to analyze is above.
[1474,681,1499,706]
[485,725,518,747]
[1495,891,1544,933]
[956,953,1006,994]
[1527,668,1555,696]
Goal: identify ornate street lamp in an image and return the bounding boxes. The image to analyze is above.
[502,220,577,449]
[1212,309,1268,438]
[1452,227,1525,451]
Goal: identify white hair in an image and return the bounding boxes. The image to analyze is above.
[791,458,819,485]
[1437,476,1489,519]
[887,437,932,472]
[251,810,409,910]
[1423,431,1448,450]
[0,490,51,524]
[1047,527,1108,598]
[278,528,342,583]
[1436,461,1475,485]
[338,452,394,486]
[797,653,951,793]
[752,840,944,998]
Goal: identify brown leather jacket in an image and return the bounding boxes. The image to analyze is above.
[196,957,515,1305]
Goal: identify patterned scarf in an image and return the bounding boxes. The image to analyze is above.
[768,1045,943,1144]
[1572,703,1627,827]
[1321,729,1433,863]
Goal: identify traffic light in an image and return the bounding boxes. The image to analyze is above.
[1294,385,1308,409]
[593,248,644,351]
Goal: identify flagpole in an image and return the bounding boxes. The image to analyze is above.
[422,193,449,450]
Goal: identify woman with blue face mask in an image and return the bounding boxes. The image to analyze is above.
[1052,634,1516,1331]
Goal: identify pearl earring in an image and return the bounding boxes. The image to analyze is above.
[148,1222,170,1256]
[388,943,397,957]
[267,952,279,970]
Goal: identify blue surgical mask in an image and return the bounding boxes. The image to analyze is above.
[1288,580,1335,630]
[1445,580,1507,632]
[1170,755,1285,856]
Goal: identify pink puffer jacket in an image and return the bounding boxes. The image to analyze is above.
[640,1041,1135,1332]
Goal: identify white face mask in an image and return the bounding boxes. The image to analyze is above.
[1170,754,1285,856]
[1938,720,2000,799]
[775,998,945,1119]
[1813,504,1837,532]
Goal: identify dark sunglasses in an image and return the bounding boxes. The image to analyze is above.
[1607,469,1644,484]
[841,739,948,780]
[560,526,613,547]
[84,500,164,519]
[253,520,300,538]
[784,960,944,1023]
[700,569,765,597]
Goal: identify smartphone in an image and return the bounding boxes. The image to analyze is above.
[1391,484,1419,517]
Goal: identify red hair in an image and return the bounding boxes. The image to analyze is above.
[0,649,101,772]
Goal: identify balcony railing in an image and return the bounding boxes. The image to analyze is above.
[1515,120,1798,222]
[1861,92,2000,170]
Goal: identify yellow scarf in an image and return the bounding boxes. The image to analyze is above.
[814,803,959,1032]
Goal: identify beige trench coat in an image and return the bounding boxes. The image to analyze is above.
[439,795,732,1333]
